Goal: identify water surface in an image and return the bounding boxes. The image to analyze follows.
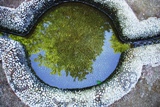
[30,32,120,88]
[9,3,130,89]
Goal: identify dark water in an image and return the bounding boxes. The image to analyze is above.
[9,3,129,89]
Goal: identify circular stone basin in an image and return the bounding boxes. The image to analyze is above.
[10,3,129,89]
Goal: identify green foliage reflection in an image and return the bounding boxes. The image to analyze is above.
[9,3,130,81]
[110,34,130,53]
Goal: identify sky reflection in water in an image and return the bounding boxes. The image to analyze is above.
[8,3,129,89]
[30,31,120,89]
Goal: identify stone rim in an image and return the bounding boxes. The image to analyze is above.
[0,34,142,107]
[1,35,160,106]
[0,0,160,106]
[0,0,160,42]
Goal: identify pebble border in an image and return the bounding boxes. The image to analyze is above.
[1,35,160,106]
[0,0,160,106]
[0,0,160,41]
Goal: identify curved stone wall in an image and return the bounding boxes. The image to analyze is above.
[1,36,160,106]
[0,0,160,107]
[0,0,160,41]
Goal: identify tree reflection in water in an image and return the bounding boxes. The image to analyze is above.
[10,3,130,88]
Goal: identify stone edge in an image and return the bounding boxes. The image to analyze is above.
[0,0,160,42]
[1,36,160,106]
